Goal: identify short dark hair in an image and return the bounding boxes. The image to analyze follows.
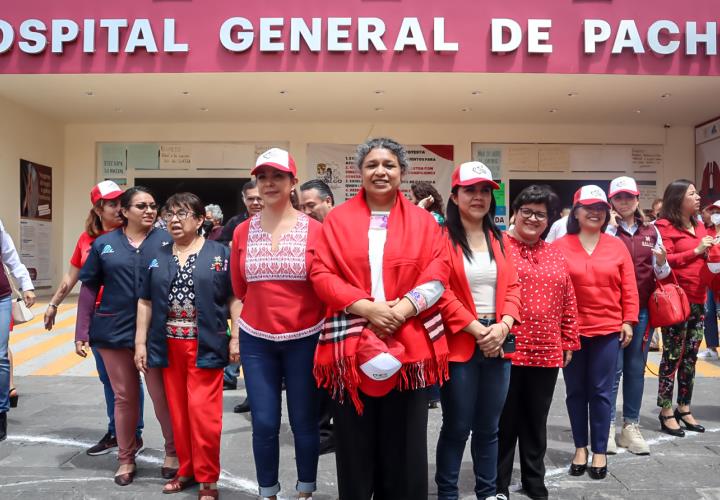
[241,179,257,196]
[658,179,697,230]
[566,202,611,234]
[165,192,204,219]
[411,182,444,218]
[120,186,155,226]
[300,179,335,205]
[355,138,409,174]
[511,185,559,220]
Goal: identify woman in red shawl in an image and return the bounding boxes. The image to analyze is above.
[312,138,450,500]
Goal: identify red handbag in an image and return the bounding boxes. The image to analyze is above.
[648,273,691,328]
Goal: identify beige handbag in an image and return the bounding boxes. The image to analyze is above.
[2,263,34,324]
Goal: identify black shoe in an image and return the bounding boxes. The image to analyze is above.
[233,398,251,413]
[674,409,705,433]
[223,380,237,391]
[428,400,439,409]
[87,432,118,456]
[319,435,335,455]
[0,411,6,442]
[659,414,685,437]
[568,448,588,476]
[522,482,548,500]
[588,464,608,480]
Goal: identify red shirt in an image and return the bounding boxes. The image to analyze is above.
[506,235,580,367]
[231,213,325,341]
[71,231,107,305]
[553,233,639,337]
[655,219,708,304]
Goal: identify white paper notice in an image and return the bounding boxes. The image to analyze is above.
[19,219,52,287]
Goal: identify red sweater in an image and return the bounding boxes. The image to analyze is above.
[655,219,708,304]
[438,233,523,363]
[553,233,639,337]
[231,212,325,341]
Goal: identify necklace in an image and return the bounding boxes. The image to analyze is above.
[173,236,201,255]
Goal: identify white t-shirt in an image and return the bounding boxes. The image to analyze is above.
[545,215,568,243]
[463,250,497,315]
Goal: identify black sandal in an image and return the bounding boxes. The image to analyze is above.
[674,409,705,433]
[9,388,18,408]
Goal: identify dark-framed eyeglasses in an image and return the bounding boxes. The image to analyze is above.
[161,209,195,222]
[132,203,158,212]
[517,207,548,221]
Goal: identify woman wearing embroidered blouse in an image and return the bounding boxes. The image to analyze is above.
[496,185,580,500]
[134,192,241,500]
[76,186,177,486]
[311,138,449,500]
[435,162,521,500]
[553,185,639,480]
[230,149,324,500]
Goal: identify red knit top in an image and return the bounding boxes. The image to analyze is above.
[553,233,639,337]
[655,219,709,305]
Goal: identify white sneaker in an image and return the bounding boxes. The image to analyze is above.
[698,348,719,360]
[607,423,617,454]
[618,422,650,455]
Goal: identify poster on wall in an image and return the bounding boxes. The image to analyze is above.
[19,159,52,287]
[306,144,454,205]
[696,118,720,208]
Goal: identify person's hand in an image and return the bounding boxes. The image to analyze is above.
[476,323,507,357]
[229,337,240,364]
[620,323,634,348]
[134,344,148,374]
[74,340,89,358]
[608,210,620,228]
[418,195,434,210]
[695,235,715,255]
[652,244,667,267]
[44,305,57,330]
[363,302,405,337]
[563,350,573,367]
[23,290,35,308]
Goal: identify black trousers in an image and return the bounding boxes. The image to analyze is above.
[497,365,559,499]
[333,389,428,500]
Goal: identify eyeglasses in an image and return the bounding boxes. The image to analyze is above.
[132,203,158,212]
[161,210,195,222]
[517,207,548,221]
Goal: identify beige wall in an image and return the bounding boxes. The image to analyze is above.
[0,96,64,290]
[59,120,693,289]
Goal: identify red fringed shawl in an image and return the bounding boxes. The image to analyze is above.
[311,188,451,413]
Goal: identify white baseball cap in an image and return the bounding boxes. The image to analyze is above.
[251,148,297,177]
[608,176,640,198]
[356,329,405,396]
[90,180,123,205]
[573,185,610,207]
[451,161,500,189]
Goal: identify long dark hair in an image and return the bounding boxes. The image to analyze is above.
[411,182,445,218]
[658,179,697,230]
[446,185,504,261]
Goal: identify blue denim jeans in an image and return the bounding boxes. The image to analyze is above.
[610,308,651,423]
[223,362,240,385]
[92,347,144,438]
[240,330,319,497]
[0,296,11,413]
[436,346,511,500]
[704,290,720,348]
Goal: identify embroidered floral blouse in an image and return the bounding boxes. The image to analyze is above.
[506,234,580,367]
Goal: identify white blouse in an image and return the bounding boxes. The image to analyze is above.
[463,250,497,315]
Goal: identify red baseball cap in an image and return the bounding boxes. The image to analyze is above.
[251,148,297,177]
[356,329,405,397]
[573,185,610,207]
[90,180,123,205]
[451,161,500,189]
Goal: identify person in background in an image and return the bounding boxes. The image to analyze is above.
[654,179,710,436]
[497,185,579,500]
[544,207,571,243]
[204,204,224,241]
[312,138,449,500]
[0,219,35,441]
[605,176,670,456]
[651,198,663,219]
[699,200,720,360]
[76,186,177,486]
[409,181,446,225]
[231,148,324,500]
[553,185,639,481]
[217,180,264,247]
[44,180,145,456]
[435,162,521,500]
[135,192,241,499]
[299,179,334,222]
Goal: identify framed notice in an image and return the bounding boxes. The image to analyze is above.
[19,159,52,287]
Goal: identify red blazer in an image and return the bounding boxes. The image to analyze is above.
[438,232,523,363]
[655,218,708,304]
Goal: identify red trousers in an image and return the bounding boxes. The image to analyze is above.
[163,338,223,482]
